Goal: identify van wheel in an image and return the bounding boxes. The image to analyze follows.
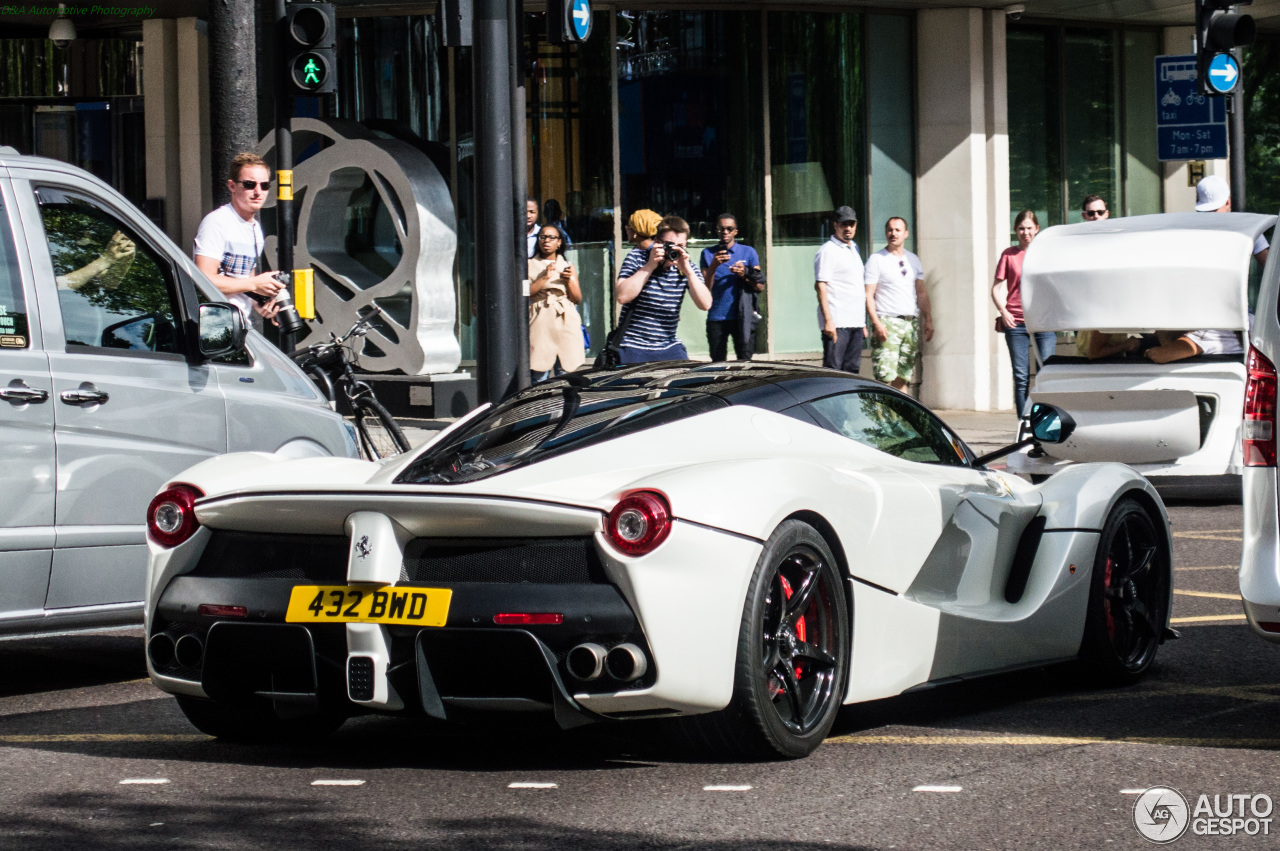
[1079,498,1170,684]
[175,695,345,743]
[679,521,849,760]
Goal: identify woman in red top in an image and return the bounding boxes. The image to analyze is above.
[992,210,1056,418]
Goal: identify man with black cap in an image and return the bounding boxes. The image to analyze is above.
[814,205,866,373]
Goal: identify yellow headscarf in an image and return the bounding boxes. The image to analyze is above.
[627,209,662,240]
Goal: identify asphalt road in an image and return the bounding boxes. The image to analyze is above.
[1,502,1277,850]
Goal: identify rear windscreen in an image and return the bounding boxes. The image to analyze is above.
[395,387,727,484]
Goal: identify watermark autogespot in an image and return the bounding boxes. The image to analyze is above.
[1133,786,1274,842]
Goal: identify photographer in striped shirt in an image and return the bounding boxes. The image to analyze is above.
[614,215,712,364]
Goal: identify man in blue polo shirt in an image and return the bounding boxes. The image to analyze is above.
[700,213,763,361]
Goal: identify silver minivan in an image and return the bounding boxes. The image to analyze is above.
[0,149,358,638]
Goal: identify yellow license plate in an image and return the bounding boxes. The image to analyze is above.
[285,585,452,627]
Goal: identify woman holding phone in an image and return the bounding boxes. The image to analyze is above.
[528,225,585,382]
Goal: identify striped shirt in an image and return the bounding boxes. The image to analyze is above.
[617,245,702,350]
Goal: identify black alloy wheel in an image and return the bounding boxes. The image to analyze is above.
[683,520,849,759]
[1081,497,1170,683]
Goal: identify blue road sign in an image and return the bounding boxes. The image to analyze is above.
[1207,53,1241,94]
[1155,54,1227,161]
[571,0,592,40]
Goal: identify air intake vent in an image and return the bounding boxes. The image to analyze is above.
[194,531,348,581]
[402,537,604,584]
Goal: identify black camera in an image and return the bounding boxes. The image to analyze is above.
[661,241,683,262]
[714,239,731,256]
[249,271,305,335]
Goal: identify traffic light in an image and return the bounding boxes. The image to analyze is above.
[284,2,337,95]
[1196,0,1255,95]
[548,0,593,44]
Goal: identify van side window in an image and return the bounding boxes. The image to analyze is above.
[808,391,970,467]
[36,190,181,355]
[0,195,29,349]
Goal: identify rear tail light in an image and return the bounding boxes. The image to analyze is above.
[147,484,204,547]
[1244,346,1277,467]
[493,613,564,625]
[606,490,672,556]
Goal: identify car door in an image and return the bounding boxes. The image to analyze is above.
[0,178,55,623]
[17,180,228,611]
[803,390,1041,606]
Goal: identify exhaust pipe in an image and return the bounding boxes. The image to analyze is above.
[173,633,205,669]
[566,643,607,681]
[147,633,175,668]
[605,643,648,682]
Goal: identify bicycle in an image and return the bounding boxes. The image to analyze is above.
[289,306,411,461]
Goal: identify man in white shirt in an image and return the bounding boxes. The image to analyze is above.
[864,217,934,390]
[815,206,866,373]
[193,152,283,325]
[526,197,540,258]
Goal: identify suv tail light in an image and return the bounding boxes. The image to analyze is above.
[605,490,672,556]
[1244,346,1277,467]
[147,484,204,547]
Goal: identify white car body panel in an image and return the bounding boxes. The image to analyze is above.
[1241,211,1280,643]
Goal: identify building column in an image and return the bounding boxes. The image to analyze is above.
[916,8,1010,411]
[143,17,211,249]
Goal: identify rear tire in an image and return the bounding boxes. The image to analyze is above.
[1079,497,1170,684]
[680,520,849,760]
[352,395,409,460]
[175,695,345,743]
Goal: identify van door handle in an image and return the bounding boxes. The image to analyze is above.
[0,383,50,403]
[60,387,110,405]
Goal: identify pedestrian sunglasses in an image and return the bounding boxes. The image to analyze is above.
[837,220,857,227]
[899,259,910,276]
[538,233,562,240]
[1082,208,1107,217]
[716,225,736,233]
[239,179,272,191]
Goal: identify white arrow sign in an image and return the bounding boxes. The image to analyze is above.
[574,4,590,25]
[1210,62,1238,86]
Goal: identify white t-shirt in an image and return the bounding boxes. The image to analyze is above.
[1255,234,1269,258]
[814,236,866,329]
[1187,329,1244,355]
[193,203,264,320]
[864,248,923,318]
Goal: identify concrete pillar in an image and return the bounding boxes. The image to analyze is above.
[142,17,211,250]
[1161,25,1229,213]
[916,8,1010,411]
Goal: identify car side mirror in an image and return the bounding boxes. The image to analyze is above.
[1027,402,1076,444]
[197,303,247,361]
[973,403,1076,466]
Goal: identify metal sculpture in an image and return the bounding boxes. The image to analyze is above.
[258,118,460,375]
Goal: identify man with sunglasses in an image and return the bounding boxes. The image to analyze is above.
[194,152,284,324]
[1081,195,1109,221]
[864,217,932,391]
[700,213,763,361]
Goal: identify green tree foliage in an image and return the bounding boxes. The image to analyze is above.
[1245,39,1280,216]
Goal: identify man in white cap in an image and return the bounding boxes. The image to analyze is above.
[1196,174,1269,265]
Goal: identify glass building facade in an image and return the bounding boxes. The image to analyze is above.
[1007,23,1162,228]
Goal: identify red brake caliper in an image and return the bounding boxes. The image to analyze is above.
[1104,558,1115,640]
[780,576,806,681]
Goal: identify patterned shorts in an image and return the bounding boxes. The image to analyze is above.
[871,316,919,383]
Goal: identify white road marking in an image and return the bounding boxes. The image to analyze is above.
[508,782,557,789]
[1120,789,1148,795]
[912,784,962,793]
[703,784,753,792]
[150,823,165,827]
[311,779,366,786]
[119,778,168,785]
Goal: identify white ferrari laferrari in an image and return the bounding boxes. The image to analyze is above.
[144,362,1175,759]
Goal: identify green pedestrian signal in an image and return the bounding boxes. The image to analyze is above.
[284,3,337,95]
[291,51,330,92]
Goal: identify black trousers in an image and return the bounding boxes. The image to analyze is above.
[822,327,864,373]
[706,318,755,362]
